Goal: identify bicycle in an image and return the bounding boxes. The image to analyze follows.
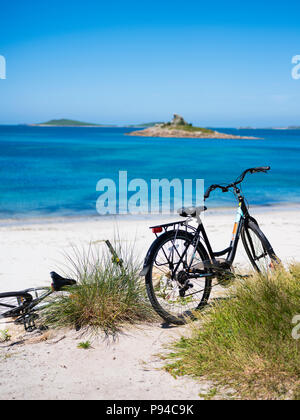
[0,272,76,332]
[140,166,279,325]
[0,241,122,332]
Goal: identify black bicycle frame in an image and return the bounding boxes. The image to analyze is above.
[199,192,250,267]
[0,288,52,331]
[170,191,250,277]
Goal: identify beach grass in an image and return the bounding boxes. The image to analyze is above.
[0,329,11,342]
[163,264,300,400]
[40,241,156,336]
[77,341,92,349]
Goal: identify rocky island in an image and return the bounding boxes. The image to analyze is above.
[127,114,259,139]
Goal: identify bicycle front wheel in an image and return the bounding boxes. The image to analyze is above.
[145,230,212,324]
[0,292,32,318]
[241,220,279,273]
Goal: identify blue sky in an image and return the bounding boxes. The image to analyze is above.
[1,0,300,126]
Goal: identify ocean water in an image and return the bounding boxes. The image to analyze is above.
[0,125,299,219]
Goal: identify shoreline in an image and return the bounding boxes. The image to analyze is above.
[1,202,300,227]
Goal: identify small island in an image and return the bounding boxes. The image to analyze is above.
[127,114,258,139]
[29,119,116,127]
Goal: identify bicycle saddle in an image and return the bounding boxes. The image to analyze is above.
[178,206,207,218]
[50,271,76,291]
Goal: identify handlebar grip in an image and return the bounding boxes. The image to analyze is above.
[204,184,218,199]
[250,166,270,173]
[204,190,210,200]
[204,185,213,200]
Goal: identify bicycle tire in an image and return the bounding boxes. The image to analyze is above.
[145,230,212,324]
[241,220,279,272]
[0,291,33,318]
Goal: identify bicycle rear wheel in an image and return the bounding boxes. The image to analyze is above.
[145,230,212,324]
[241,220,279,273]
[0,292,32,318]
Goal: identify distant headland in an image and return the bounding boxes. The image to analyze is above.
[29,119,117,127]
[127,114,259,139]
[27,119,164,128]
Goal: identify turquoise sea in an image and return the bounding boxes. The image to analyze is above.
[0,125,300,219]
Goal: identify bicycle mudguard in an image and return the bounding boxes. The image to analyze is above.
[244,215,259,227]
[139,265,151,276]
[139,239,158,276]
[139,230,187,276]
[244,217,276,255]
[140,230,174,277]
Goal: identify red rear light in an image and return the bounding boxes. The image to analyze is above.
[152,227,163,233]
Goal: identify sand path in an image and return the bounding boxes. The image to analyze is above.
[0,322,215,400]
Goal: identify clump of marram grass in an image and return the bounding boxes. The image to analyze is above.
[77,341,92,349]
[164,264,300,400]
[41,241,156,335]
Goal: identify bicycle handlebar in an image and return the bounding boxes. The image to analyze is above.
[204,166,270,200]
[249,166,270,173]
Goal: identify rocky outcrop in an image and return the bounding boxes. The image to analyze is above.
[127,126,259,139]
[170,114,188,126]
[127,114,259,139]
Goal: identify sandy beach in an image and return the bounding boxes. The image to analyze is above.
[0,205,299,292]
[0,206,299,400]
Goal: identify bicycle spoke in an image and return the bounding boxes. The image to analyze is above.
[148,234,210,319]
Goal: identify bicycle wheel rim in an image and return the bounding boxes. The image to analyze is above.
[147,231,211,321]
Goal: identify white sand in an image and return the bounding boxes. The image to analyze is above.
[0,206,299,292]
[0,206,299,400]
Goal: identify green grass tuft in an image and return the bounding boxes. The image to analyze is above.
[162,123,214,134]
[40,242,156,336]
[198,387,218,400]
[0,329,11,342]
[77,341,92,349]
[164,264,300,400]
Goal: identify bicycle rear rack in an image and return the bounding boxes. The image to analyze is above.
[149,219,197,238]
